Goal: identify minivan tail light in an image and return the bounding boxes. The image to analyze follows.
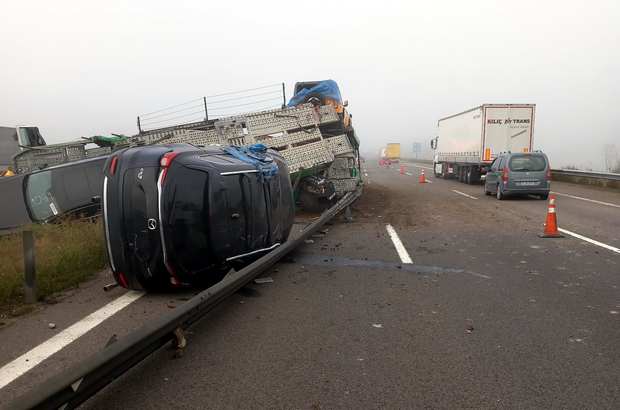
[159,152,181,186]
[547,166,551,181]
[110,156,118,175]
[502,166,508,182]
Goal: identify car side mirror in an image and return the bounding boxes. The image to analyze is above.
[343,100,349,107]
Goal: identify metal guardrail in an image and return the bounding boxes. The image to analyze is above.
[551,169,620,181]
[6,186,363,410]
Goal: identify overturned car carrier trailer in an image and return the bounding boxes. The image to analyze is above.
[13,104,362,205]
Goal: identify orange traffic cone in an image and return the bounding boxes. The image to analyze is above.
[538,195,565,238]
[420,169,426,183]
[400,165,404,174]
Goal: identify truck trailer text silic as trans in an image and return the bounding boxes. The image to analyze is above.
[430,104,536,184]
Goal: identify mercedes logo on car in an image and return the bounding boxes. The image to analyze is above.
[148,218,157,230]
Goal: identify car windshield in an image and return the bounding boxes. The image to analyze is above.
[167,167,212,274]
[508,155,546,172]
[25,171,61,222]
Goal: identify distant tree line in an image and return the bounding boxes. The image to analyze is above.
[604,143,620,173]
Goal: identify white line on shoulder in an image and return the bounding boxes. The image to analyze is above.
[551,192,620,209]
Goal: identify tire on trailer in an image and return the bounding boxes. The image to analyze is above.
[464,167,473,185]
[302,92,326,107]
[433,163,442,178]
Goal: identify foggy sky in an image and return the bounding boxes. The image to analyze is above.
[2,0,619,169]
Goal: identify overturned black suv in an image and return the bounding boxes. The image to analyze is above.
[102,143,294,291]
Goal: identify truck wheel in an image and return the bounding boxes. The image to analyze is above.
[467,168,474,185]
[496,184,506,200]
[433,163,441,178]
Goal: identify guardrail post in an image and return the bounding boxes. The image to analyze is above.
[23,230,37,303]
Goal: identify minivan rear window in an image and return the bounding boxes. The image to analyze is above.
[508,155,546,172]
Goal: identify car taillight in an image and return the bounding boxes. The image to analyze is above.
[110,156,118,175]
[159,152,181,186]
[547,166,551,181]
[168,263,182,286]
[502,166,508,182]
[118,272,128,288]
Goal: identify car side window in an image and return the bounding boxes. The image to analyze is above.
[490,158,499,171]
[498,156,506,170]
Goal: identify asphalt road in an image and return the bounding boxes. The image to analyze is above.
[1,160,619,409]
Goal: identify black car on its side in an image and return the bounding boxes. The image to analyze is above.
[102,143,295,291]
[0,157,106,233]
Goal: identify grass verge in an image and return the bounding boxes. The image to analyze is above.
[0,216,107,316]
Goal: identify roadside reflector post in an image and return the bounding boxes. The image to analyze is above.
[23,230,37,303]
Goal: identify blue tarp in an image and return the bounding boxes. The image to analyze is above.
[221,144,278,182]
[286,80,342,107]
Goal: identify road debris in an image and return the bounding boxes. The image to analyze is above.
[254,277,274,284]
[372,324,383,328]
[344,206,354,223]
[304,239,314,244]
[467,325,474,334]
[172,327,187,359]
[48,323,56,329]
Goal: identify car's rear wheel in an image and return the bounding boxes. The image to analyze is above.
[539,193,549,200]
[496,184,506,200]
[484,184,491,196]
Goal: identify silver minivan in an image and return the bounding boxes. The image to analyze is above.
[484,152,550,200]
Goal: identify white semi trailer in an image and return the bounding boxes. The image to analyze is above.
[430,104,536,184]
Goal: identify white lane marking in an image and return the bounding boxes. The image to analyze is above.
[402,162,434,170]
[405,172,412,176]
[551,192,620,209]
[385,224,413,263]
[452,190,477,200]
[557,228,620,254]
[424,179,433,183]
[0,291,145,390]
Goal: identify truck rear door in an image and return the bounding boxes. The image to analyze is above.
[482,106,535,160]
